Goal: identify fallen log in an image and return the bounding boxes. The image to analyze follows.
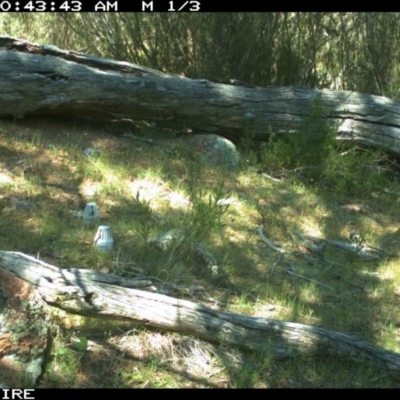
[0,250,399,387]
[2,36,400,157]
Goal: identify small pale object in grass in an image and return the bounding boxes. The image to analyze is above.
[83,148,101,158]
[93,225,114,251]
[83,202,100,226]
[350,230,362,246]
[69,210,84,218]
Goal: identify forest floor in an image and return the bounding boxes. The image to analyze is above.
[1,115,400,388]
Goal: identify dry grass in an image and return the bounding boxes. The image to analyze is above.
[1,115,400,388]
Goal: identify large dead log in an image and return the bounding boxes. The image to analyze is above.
[0,250,399,387]
[1,36,400,157]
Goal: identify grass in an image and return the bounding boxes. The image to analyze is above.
[0,114,400,387]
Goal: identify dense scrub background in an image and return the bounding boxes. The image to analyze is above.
[3,13,400,97]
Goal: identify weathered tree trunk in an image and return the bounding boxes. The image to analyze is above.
[1,36,400,157]
[0,250,399,388]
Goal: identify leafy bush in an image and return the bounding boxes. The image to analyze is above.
[258,94,396,196]
[261,94,336,182]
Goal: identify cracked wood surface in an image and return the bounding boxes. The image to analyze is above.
[1,36,400,156]
[0,250,400,376]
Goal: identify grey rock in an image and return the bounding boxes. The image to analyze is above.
[25,356,44,386]
[186,134,240,168]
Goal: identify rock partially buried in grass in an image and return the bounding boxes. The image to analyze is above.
[161,134,240,168]
[186,135,240,168]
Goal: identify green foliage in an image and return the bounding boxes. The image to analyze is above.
[132,191,153,221]
[322,146,382,196]
[183,157,230,241]
[73,335,88,352]
[48,345,82,385]
[261,94,336,183]
[186,181,230,241]
[55,347,69,356]
[6,12,400,94]
[258,95,397,196]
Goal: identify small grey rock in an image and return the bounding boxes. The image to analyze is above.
[25,356,44,386]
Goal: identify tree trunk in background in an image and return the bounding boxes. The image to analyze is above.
[1,36,400,157]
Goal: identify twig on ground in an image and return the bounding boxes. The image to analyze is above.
[294,232,385,260]
[123,132,154,144]
[268,254,284,278]
[285,266,332,290]
[261,173,282,183]
[257,225,288,254]
[300,252,368,293]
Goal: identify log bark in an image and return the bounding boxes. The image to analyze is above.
[1,250,400,381]
[2,36,400,157]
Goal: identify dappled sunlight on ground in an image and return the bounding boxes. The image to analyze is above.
[0,115,400,387]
